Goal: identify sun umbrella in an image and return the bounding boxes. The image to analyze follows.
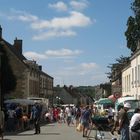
[98,98,113,105]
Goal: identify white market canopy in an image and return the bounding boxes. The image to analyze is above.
[4,99,35,105]
[96,98,114,105]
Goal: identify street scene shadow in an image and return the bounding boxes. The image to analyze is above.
[41,132,60,135]
[16,133,34,136]
[12,132,60,136]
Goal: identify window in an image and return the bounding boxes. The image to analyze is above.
[138,65,140,86]
[135,66,137,87]
[132,68,134,88]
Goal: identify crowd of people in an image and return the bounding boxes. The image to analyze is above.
[111,102,140,140]
[48,103,140,140]
[44,105,96,138]
[1,102,140,140]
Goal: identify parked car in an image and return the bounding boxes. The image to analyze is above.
[115,96,140,119]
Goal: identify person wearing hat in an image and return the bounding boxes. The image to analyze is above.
[118,102,131,140]
[129,108,140,140]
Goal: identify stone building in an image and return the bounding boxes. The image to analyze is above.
[53,85,93,106]
[0,26,53,103]
[122,42,140,99]
[39,70,53,105]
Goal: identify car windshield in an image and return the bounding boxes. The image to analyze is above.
[125,100,140,110]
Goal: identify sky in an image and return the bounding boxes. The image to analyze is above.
[0,0,133,86]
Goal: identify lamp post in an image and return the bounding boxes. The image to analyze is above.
[56,96,58,105]
[56,96,61,105]
[58,97,61,105]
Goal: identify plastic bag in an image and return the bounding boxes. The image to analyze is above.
[76,123,83,132]
[131,121,140,132]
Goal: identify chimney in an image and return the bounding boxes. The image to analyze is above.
[39,65,42,71]
[14,37,22,54]
[0,25,2,39]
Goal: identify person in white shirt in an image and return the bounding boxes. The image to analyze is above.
[59,108,65,123]
[108,106,113,118]
[129,108,140,140]
[65,106,72,126]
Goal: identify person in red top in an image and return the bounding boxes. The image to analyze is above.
[53,107,59,122]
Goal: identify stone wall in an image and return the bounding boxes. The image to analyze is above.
[4,45,28,98]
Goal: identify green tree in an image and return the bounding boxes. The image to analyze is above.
[125,0,140,52]
[100,83,111,97]
[106,56,129,81]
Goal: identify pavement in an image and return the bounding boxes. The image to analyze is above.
[4,122,120,140]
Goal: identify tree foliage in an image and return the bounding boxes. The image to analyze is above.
[100,83,111,97]
[125,0,140,52]
[106,55,129,80]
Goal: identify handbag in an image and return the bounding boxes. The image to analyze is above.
[76,123,83,132]
[131,120,140,132]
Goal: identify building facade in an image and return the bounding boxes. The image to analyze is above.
[0,26,53,103]
[122,46,140,99]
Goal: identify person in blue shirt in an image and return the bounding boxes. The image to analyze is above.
[30,103,42,134]
[81,106,92,137]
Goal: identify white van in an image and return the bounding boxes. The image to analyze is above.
[115,96,140,119]
[27,97,49,118]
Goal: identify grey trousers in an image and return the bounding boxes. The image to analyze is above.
[120,124,129,140]
[129,130,140,140]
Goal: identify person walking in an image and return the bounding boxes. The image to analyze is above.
[111,105,123,135]
[59,108,65,123]
[65,106,72,126]
[118,102,131,140]
[0,107,5,140]
[30,103,42,134]
[129,108,140,140]
[81,106,92,137]
[75,106,81,127]
[6,105,16,132]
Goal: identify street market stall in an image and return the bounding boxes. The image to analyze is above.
[92,98,114,130]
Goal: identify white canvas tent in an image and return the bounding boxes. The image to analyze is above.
[4,99,35,105]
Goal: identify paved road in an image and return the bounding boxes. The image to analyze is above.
[4,123,119,140]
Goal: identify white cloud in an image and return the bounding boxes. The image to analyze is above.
[23,48,82,60]
[31,11,92,30]
[45,48,82,57]
[7,10,38,22]
[23,51,47,61]
[18,14,38,22]
[32,30,76,40]
[79,62,98,75]
[70,0,88,10]
[51,62,104,86]
[55,62,98,76]
[48,1,68,11]
[81,62,97,70]
[5,9,92,40]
